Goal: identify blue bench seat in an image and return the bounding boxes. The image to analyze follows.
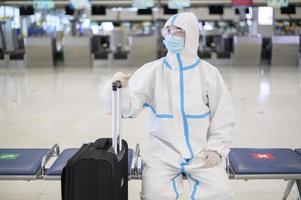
[229,148,301,175]
[0,149,49,176]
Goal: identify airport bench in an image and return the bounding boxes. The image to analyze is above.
[0,145,300,199]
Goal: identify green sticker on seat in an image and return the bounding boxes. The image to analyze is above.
[0,153,20,160]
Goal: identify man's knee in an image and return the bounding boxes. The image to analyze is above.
[194,180,232,200]
[141,184,177,200]
[141,176,181,200]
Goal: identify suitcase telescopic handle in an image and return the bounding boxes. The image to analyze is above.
[112,80,122,154]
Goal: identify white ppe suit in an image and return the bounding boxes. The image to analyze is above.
[101,12,235,200]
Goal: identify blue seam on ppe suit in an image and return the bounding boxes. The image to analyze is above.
[180,162,186,173]
[163,58,201,71]
[143,103,173,118]
[186,172,200,200]
[163,58,172,69]
[171,14,179,25]
[179,160,200,200]
[176,53,195,159]
[172,173,181,199]
[182,59,201,70]
[186,112,210,119]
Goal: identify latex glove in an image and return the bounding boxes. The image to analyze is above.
[204,151,221,168]
[112,72,131,88]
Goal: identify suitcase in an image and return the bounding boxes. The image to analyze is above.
[61,81,128,200]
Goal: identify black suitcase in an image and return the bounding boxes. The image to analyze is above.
[61,81,128,200]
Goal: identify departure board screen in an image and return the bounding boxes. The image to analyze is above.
[132,0,154,9]
[267,0,288,8]
[168,0,190,9]
[69,0,91,10]
[33,0,55,10]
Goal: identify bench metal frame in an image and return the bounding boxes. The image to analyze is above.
[227,159,301,200]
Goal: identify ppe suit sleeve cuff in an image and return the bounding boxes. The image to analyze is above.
[205,146,229,158]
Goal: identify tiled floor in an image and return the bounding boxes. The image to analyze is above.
[0,62,300,199]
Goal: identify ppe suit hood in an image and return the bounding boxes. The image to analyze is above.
[164,12,200,67]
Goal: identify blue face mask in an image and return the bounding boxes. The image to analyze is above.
[163,35,185,54]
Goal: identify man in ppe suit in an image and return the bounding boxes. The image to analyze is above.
[101,12,235,200]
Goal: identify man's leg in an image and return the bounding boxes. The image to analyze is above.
[186,165,232,200]
[141,160,184,200]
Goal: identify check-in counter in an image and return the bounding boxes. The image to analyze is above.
[129,34,157,67]
[271,35,300,66]
[0,50,6,67]
[25,36,54,67]
[63,36,92,66]
[233,35,262,66]
[109,29,131,67]
[8,50,25,68]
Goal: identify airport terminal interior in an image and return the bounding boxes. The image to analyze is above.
[0,0,301,199]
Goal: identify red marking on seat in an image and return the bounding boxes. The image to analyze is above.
[232,0,253,6]
[252,153,274,159]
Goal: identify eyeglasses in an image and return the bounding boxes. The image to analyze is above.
[161,27,185,37]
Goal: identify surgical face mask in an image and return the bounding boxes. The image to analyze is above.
[163,35,185,54]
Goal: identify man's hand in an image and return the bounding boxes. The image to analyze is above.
[204,151,221,168]
[112,72,131,88]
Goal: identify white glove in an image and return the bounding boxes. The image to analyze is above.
[204,151,221,168]
[112,72,131,88]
